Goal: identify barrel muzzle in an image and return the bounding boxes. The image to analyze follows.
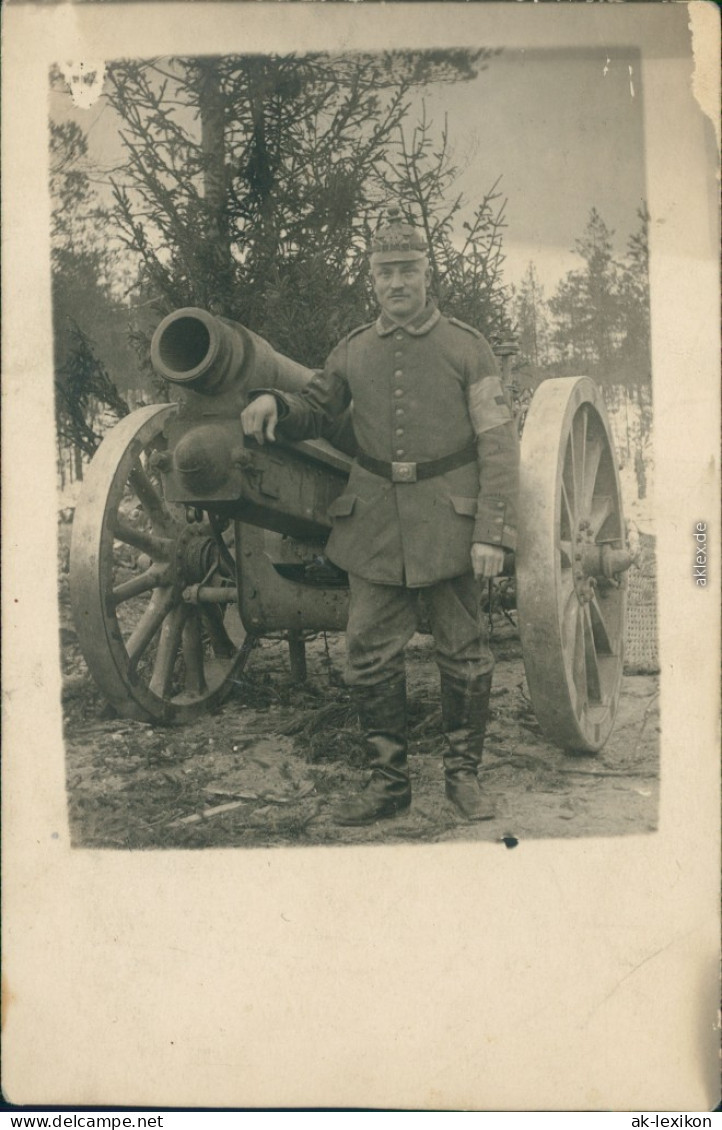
[150,306,317,397]
[150,307,242,393]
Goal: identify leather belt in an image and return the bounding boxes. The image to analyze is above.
[355,442,477,483]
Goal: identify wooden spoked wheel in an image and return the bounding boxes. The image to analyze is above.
[69,405,250,723]
[516,377,629,753]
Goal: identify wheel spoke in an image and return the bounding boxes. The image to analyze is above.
[200,606,237,659]
[562,595,580,678]
[114,519,173,562]
[559,540,573,568]
[559,569,576,618]
[182,610,208,696]
[581,436,604,516]
[590,593,615,655]
[126,587,176,673]
[589,495,613,540]
[129,462,174,535]
[582,606,603,702]
[148,603,187,699]
[111,567,165,606]
[571,608,587,713]
[560,478,575,539]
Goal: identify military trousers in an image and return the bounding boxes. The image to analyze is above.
[345,572,494,688]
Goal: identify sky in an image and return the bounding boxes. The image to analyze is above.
[50,43,649,299]
[419,46,647,292]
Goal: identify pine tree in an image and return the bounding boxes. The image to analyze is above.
[102,52,496,369]
[511,262,550,379]
[50,121,134,474]
[548,207,624,381]
[618,201,651,384]
[618,202,653,498]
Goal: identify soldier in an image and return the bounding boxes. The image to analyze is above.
[241,206,519,826]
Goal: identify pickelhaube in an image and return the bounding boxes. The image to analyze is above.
[369,205,428,264]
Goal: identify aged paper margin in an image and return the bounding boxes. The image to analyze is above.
[2,1,720,1111]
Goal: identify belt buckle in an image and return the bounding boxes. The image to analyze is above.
[391,461,417,483]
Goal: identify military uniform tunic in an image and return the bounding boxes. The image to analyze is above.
[274,302,519,588]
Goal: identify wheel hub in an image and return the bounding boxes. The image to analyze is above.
[572,517,634,603]
[174,526,220,587]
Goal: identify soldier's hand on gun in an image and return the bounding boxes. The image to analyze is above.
[471,542,505,581]
[241,394,279,445]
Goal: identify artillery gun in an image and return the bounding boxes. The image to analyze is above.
[69,307,634,752]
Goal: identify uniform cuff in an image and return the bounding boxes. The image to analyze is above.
[247,388,290,420]
[500,525,517,551]
[474,499,508,545]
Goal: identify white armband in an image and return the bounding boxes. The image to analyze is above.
[468,376,513,435]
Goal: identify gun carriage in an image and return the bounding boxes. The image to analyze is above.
[69,307,634,752]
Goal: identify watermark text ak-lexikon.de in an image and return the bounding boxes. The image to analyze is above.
[693,521,708,587]
[631,1118,712,1128]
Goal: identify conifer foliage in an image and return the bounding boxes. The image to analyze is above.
[512,204,651,389]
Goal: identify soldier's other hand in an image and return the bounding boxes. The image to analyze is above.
[471,542,505,581]
[241,394,278,445]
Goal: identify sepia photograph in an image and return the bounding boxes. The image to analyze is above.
[53,42,659,851]
[3,0,719,1111]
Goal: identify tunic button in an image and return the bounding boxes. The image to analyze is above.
[394,351,402,358]
[396,449,405,457]
[395,428,404,436]
[394,369,403,378]
[395,332,403,340]
[395,407,404,417]
[394,389,404,398]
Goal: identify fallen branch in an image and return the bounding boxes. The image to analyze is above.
[169,800,248,826]
[170,780,317,826]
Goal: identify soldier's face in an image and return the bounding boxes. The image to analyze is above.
[372,259,430,323]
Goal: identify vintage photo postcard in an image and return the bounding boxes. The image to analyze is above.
[2,0,720,1111]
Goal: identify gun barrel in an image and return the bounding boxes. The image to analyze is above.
[150,306,316,395]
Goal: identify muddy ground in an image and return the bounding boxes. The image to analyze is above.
[61,609,660,851]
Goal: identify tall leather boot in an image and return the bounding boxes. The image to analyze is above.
[333,677,411,826]
[441,671,496,821]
